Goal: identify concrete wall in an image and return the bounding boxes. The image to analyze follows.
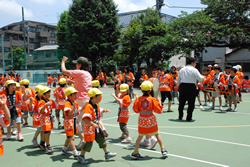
[169,54,186,70]
[226,49,250,62]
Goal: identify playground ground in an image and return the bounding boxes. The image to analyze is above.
[1,87,250,167]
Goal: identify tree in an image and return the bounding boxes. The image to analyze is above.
[7,46,26,70]
[67,0,120,77]
[168,0,250,53]
[117,8,177,76]
[57,10,68,50]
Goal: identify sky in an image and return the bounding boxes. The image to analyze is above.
[0,0,206,28]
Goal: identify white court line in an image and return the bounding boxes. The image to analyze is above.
[23,127,228,166]
[227,112,250,115]
[108,142,229,167]
[22,132,36,136]
[104,124,250,148]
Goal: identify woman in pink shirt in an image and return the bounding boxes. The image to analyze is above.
[61,56,92,148]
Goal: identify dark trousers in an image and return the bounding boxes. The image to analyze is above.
[100,80,104,87]
[178,83,196,121]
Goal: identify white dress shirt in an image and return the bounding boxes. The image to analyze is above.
[177,65,204,86]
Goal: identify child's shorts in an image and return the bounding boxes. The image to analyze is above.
[227,93,237,101]
[82,133,107,152]
[37,127,43,132]
[212,91,221,98]
[139,131,158,137]
[171,91,179,98]
[10,116,21,126]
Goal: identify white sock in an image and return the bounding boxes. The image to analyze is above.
[145,139,150,142]
[63,146,68,151]
[73,149,78,155]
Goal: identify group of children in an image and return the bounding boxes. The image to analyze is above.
[47,74,73,88]
[0,72,168,164]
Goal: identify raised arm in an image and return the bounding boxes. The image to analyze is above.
[61,56,71,76]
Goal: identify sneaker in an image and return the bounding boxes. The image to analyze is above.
[76,140,86,149]
[219,106,223,111]
[226,107,232,111]
[140,140,150,147]
[61,148,72,155]
[209,106,215,110]
[233,108,238,112]
[12,128,17,135]
[78,155,89,164]
[222,103,228,107]
[167,110,174,112]
[202,103,207,106]
[172,101,175,104]
[150,137,158,149]
[131,152,143,160]
[17,133,24,141]
[105,151,117,160]
[58,123,62,130]
[45,145,54,154]
[73,152,80,159]
[23,123,28,127]
[209,102,212,107]
[200,105,204,110]
[161,149,168,156]
[38,144,46,151]
[32,139,39,147]
[119,134,126,139]
[121,137,132,143]
[6,133,11,140]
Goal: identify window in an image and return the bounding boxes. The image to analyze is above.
[29,27,37,32]
[48,40,56,44]
[4,48,10,52]
[38,28,45,32]
[45,53,51,58]
[29,38,37,43]
[50,33,55,38]
[243,63,250,72]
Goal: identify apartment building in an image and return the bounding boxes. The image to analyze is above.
[0,20,57,69]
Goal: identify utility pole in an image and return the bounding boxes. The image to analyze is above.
[10,36,13,68]
[1,35,5,71]
[22,7,27,69]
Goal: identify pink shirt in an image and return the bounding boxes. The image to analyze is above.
[70,70,92,100]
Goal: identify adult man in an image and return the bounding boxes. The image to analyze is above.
[177,57,204,121]
[61,56,92,148]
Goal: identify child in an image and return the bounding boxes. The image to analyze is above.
[0,74,3,88]
[38,86,58,153]
[29,85,44,147]
[53,78,67,129]
[2,74,8,87]
[209,66,224,111]
[225,68,241,112]
[242,76,250,92]
[47,74,52,88]
[12,82,21,135]
[131,81,168,159]
[171,71,179,104]
[20,79,36,127]
[61,87,85,159]
[52,75,57,88]
[202,68,212,106]
[111,84,132,143]
[112,68,123,97]
[78,88,116,164]
[196,81,204,110]
[0,94,10,156]
[3,80,26,141]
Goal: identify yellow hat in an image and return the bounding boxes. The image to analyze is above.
[19,80,23,85]
[65,87,78,96]
[16,83,20,87]
[88,88,102,98]
[92,80,100,87]
[120,84,129,92]
[35,85,43,93]
[140,81,153,91]
[71,83,75,88]
[59,78,66,85]
[21,79,29,85]
[39,86,51,95]
[4,80,16,87]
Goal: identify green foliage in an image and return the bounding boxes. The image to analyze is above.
[7,46,27,70]
[57,11,68,50]
[67,0,121,77]
[117,8,177,75]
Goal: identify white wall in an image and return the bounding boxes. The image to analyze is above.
[169,54,186,70]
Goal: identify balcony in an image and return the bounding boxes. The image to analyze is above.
[37,31,50,38]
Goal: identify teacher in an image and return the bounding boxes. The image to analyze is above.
[61,56,92,148]
[177,57,204,121]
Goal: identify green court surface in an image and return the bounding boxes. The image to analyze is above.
[1,87,250,167]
